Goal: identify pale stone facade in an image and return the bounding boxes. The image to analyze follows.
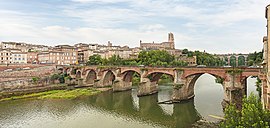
[11,52,27,64]
[37,52,49,64]
[0,49,21,64]
[264,4,270,109]
[177,55,197,66]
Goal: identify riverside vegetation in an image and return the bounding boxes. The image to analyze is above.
[0,88,101,102]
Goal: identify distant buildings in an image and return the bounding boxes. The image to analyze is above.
[0,32,197,66]
[140,32,175,50]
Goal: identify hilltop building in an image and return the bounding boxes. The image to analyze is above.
[140,32,175,50]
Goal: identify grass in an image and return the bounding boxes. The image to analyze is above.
[0,88,101,102]
[38,88,101,99]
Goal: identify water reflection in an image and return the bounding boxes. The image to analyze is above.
[85,89,201,128]
[0,87,201,128]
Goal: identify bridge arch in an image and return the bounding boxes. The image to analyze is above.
[146,72,174,83]
[103,70,116,86]
[238,55,245,66]
[64,68,70,75]
[229,55,237,66]
[70,68,76,75]
[122,70,141,83]
[76,70,82,79]
[185,73,226,99]
[85,70,97,84]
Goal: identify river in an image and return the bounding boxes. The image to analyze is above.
[0,74,258,128]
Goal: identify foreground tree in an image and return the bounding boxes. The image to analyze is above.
[86,54,103,65]
[220,93,270,127]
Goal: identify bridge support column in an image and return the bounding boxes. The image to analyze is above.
[113,78,132,92]
[137,77,158,96]
[172,75,198,102]
[222,73,245,110]
[77,78,83,86]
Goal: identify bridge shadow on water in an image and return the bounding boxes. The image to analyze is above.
[82,89,201,128]
[0,88,202,128]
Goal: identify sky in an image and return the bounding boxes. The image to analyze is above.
[0,0,269,54]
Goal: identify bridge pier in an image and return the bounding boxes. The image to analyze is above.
[112,79,132,92]
[171,75,198,102]
[222,73,246,109]
[137,78,158,96]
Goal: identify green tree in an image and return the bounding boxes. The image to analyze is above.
[138,50,174,66]
[87,54,103,65]
[238,56,245,66]
[107,55,123,65]
[247,51,263,66]
[230,56,236,67]
[220,93,270,127]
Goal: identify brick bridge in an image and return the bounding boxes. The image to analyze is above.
[61,66,262,105]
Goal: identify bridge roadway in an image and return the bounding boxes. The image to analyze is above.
[61,66,262,109]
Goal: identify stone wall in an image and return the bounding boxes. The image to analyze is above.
[0,66,56,82]
[0,76,56,92]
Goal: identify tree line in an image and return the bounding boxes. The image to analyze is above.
[182,49,225,66]
[86,49,264,67]
[86,50,188,67]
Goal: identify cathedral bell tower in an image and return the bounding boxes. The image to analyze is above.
[168,32,175,49]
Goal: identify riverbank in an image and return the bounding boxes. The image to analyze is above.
[0,86,109,102]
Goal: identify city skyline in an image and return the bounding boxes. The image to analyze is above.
[0,0,268,54]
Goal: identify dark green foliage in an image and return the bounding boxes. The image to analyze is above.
[220,93,270,128]
[255,78,262,98]
[158,74,174,85]
[226,69,243,75]
[106,55,123,65]
[86,54,103,65]
[132,73,140,86]
[170,60,188,67]
[51,74,65,83]
[247,51,263,66]
[138,50,175,66]
[215,77,224,84]
[122,59,139,66]
[183,50,225,66]
[230,56,237,67]
[238,56,245,66]
[32,77,40,84]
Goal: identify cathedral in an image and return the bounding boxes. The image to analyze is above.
[140,32,175,50]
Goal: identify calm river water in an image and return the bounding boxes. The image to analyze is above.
[0,74,258,128]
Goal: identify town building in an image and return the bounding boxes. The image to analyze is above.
[263,4,270,109]
[37,52,49,64]
[0,49,21,64]
[11,52,27,64]
[140,32,175,50]
[27,52,39,64]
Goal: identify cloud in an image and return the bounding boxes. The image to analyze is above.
[71,0,131,3]
[0,0,268,54]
